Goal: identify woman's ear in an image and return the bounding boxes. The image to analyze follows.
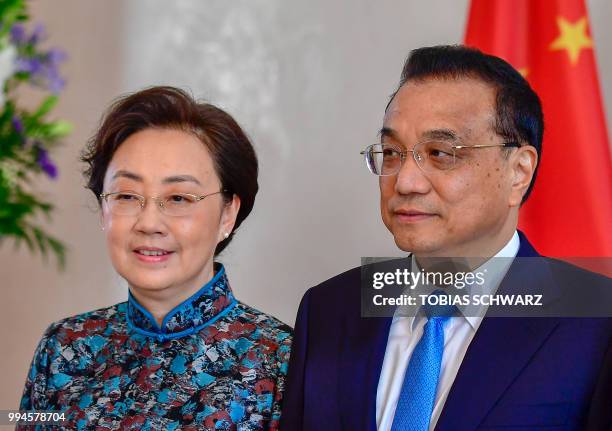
[100,209,106,231]
[508,145,538,207]
[219,194,241,242]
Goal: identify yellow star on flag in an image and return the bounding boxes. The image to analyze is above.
[549,16,593,65]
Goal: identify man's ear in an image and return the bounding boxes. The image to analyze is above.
[508,145,538,207]
[219,194,241,242]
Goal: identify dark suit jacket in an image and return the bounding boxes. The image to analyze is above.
[281,233,612,431]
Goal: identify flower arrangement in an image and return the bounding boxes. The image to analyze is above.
[0,0,70,268]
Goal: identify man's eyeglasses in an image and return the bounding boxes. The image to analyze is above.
[99,190,227,217]
[360,141,520,176]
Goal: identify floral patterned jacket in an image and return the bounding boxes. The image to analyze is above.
[20,265,292,431]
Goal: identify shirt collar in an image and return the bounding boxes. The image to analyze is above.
[461,230,520,328]
[396,231,520,331]
[127,263,237,341]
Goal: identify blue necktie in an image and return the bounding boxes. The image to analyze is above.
[390,293,456,431]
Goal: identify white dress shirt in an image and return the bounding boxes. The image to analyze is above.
[376,231,520,431]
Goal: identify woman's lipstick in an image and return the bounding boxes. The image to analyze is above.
[133,247,174,263]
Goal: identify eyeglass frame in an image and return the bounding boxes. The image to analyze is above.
[360,141,521,176]
[99,189,229,216]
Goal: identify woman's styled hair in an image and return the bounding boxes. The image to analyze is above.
[81,86,258,255]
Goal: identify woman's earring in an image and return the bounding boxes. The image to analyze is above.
[224,232,230,239]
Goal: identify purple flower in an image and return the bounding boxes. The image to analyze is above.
[10,24,26,44]
[47,73,65,93]
[47,48,67,66]
[16,57,43,74]
[11,116,24,134]
[44,49,67,93]
[36,147,58,179]
[15,52,66,93]
[9,23,67,93]
[29,23,46,45]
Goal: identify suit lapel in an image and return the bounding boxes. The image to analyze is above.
[338,314,392,431]
[436,232,560,430]
[435,316,559,430]
[336,257,411,431]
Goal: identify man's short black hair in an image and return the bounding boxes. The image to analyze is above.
[388,45,543,203]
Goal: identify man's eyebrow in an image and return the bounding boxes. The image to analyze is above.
[378,127,459,143]
[421,129,459,142]
[378,127,399,140]
[111,171,202,186]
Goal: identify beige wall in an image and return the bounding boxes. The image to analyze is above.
[2,0,611,409]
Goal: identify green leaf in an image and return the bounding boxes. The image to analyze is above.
[17,228,34,251]
[8,223,66,270]
[46,120,72,138]
[0,0,27,38]
[26,120,73,140]
[46,236,66,269]
[31,226,47,257]
[32,95,59,120]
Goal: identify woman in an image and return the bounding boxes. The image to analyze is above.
[20,86,292,430]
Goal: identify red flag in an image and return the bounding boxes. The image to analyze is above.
[465,0,612,258]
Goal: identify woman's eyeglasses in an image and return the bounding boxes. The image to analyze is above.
[99,190,227,216]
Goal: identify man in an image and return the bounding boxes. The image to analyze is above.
[280,46,612,431]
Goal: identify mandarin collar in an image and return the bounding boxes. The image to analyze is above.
[126,264,237,341]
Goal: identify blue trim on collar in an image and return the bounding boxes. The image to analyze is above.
[126,299,239,342]
[126,263,235,340]
[161,264,226,329]
[127,290,162,332]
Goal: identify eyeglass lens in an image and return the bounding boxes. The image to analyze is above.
[365,142,457,175]
[104,192,201,216]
